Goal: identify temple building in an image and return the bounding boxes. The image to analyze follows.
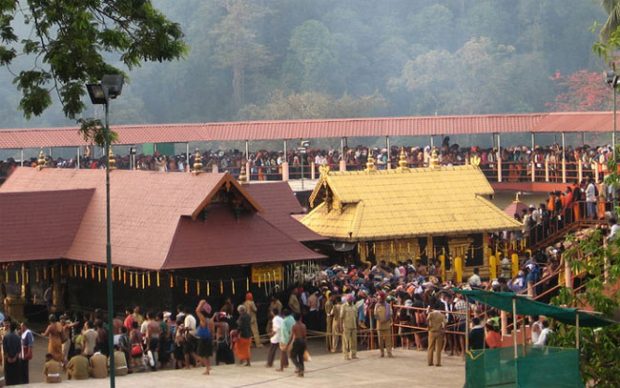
[301,150,521,280]
[0,155,324,319]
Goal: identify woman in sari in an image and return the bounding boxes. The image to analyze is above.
[42,315,63,362]
[233,305,252,366]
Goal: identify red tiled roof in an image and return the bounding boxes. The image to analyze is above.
[2,112,614,149]
[0,189,94,262]
[244,182,324,242]
[163,207,324,269]
[0,168,321,269]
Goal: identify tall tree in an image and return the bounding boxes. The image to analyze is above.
[0,0,186,119]
[547,70,612,111]
[211,0,270,112]
[601,0,620,41]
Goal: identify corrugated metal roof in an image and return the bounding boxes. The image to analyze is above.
[531,111,613,133]
[2,112,610,149]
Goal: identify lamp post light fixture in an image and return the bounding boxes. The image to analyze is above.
[298,140,310,190]
[606,70,619,162]
[86,74,124,388]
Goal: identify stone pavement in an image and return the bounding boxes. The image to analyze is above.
[24,347,465,387]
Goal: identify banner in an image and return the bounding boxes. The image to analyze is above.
[251,263,283,283]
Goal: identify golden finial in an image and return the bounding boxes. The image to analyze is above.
[397,147,409,171]
[192,149,203,174]
[365,151,376,172]
[108,149,116,170]
[37,149,46,170]
[429,148,440,169]
[238,165,247,183]
[319,163,330,176]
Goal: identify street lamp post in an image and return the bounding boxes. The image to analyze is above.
[86,74,124,388]
[298,140,310,190]
[606,71,619,161]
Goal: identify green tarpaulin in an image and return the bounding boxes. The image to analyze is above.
[455,289,614,328]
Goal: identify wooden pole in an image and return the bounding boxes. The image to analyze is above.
[465,298,470,352]
[575,312,580,349]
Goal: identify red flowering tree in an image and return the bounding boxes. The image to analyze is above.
[547,70,612,111]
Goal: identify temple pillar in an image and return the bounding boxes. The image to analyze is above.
[511,253,519,278]
[339,160,346,172]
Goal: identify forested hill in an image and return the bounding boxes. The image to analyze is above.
[0,0,608,128]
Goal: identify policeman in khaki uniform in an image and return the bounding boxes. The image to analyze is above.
[324,292,334,352]
[373,291,393,358]
[339,294,358,360]
[43,353,62,383]
[331,296,342,352]
[427,302,446,367]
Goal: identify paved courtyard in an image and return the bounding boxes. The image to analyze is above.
[24,346,465,387]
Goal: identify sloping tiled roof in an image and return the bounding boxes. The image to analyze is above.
[163,207,324,269]
[2,111,613,149]
[0,168,322,269]
[302,165,521,241]
[0,189,94,261]
[244,182,324,242]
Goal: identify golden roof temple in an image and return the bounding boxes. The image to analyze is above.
[302,150,521,277]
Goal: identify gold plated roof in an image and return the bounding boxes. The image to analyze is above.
[302,165,521,241]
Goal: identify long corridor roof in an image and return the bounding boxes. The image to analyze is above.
[0,111,613,149]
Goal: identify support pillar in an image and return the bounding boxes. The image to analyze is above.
[310,162,316,180]
[578,162,583,183]
[186,143,190,173]
[430,136,434,148]
[339,160,346,172]
[531,159,535,183]
[212,164,218,173]
[595,166,600,183]
[20,149,24,167]
[282,162,289,181]
[497,133,502,182]
[561,132,567,183]
[246,162,251,182]
[501,310,508,336]
[386,136,391,169]
[545,158,549,182]
[76,147,80,169]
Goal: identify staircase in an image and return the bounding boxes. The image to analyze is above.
[530,219,603,251]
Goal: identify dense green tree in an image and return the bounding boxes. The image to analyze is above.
[210,0,270,111]
[0,0,186,119]
[0,0,610,127]
[238,90,387,120]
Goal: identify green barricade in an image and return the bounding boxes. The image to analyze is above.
[466,346,583,388]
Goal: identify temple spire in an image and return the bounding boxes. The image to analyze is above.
[192,149,203,174]
[37,149,46,170]
[365,150,376,172]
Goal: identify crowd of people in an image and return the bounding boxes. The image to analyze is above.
[0,242,566,384]
[0,140,616,184]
